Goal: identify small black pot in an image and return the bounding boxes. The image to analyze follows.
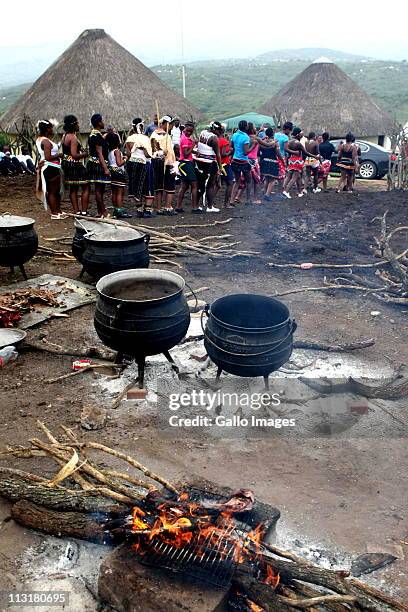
[0,215,38,279]
[81,226,150,278]
[203,293,297,379]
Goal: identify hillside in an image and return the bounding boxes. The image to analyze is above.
[1,59,407,127]
[256,48,370,62]
[0,83,30,117]
[155,59,408,125]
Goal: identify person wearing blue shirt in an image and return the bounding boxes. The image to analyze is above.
[274,121,294,157]
[230,120,254,205]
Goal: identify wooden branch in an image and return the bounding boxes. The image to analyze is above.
[111,377,139,409]
[274,284,389,298]
[30,439,140,503]
[260,555,408,611]
[23,338,114,361]
[278,593,356,609]
[45,363,121,384]
[290,582,357,612]
[0,467,129,512]
[233,569,293,612]
[268,249,408,270]
[293,338,375,352]
[68,441,179,494]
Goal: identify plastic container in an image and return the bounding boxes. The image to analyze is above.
[0,346,18,367]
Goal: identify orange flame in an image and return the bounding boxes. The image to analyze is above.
[130,492,272,571]
[264,564,280,590]
[248,601,264,612]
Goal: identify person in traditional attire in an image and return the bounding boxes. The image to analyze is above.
[282,128,318,199]
[125,118,154,217]
[217,130,235,209]
[150,116,178,215]
[247,123,262,204]
[194,121,224,212]
[35,120,65,219]
[176,122,201,213]
[230,120,255,206]
[336,132,358,193]
[256,127,285,201]
[61,115,89,215]
[318,132,336,191]
[86,114,111,218]
[304,132,322,193]
[106,131,130,218]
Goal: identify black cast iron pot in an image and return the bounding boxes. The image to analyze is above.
[81,226,150,278]
[94,269,191,360]
[0,214,38,279]
[203,293,297,382]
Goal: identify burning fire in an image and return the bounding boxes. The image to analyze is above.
[131,491,279,590]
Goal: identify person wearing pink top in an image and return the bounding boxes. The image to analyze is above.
[247,124,262,203]
[176,123,202,213]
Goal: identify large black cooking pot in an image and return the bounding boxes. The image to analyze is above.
[81,226,150,278]
[94,269,190,360]
[0,214,38,279]
[72,219,110,263]
[203,294,297,380]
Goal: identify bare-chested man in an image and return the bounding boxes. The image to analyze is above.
[282,128,319,199]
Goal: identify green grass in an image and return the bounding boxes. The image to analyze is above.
[0,83,31,117]
[1,60,407,126]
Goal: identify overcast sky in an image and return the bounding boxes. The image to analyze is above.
[1,0,407,70]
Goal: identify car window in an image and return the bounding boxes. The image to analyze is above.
[356,142,370,153]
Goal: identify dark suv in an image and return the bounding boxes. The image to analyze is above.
[330,140,390,179]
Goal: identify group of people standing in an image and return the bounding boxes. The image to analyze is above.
[33,113,360,220]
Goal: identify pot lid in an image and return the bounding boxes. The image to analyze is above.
[74,219,110,233]
[0,214,35,228]
[0,328,27,349]
[86,227,144,242]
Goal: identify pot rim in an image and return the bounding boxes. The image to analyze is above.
[0,214,35,230]
[208,293,291,332]
[96,269,186,303]
[83,229,145,245]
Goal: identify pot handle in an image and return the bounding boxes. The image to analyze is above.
[184,282,198,310]
[111,303,123,327]
[200,303,210,333]
[291,319,297,334]
[144,233,150,245]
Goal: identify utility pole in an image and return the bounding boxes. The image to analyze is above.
[179,0,186,97]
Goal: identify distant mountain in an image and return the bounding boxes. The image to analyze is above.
[257,48,371,62]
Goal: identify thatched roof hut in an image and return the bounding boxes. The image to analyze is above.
[258,58,395,142]
[1,29,201,133]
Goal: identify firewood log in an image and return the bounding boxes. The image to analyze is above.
[10,500,126,544]
[0,467,128,514]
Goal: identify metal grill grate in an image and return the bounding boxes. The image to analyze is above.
[137,523,241,587]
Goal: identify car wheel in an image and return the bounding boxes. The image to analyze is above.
[358,160,377,180]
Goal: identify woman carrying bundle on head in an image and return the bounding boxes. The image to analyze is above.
[106,130,130,219]
[61,115,89,215]
[125,118,155,218]
[86,114,111,218]
[35,119,65,219]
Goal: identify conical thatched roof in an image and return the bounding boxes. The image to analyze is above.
[258,60,395,137]
[1,29,201,133]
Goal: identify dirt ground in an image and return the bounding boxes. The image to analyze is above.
[0,175,407,609]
